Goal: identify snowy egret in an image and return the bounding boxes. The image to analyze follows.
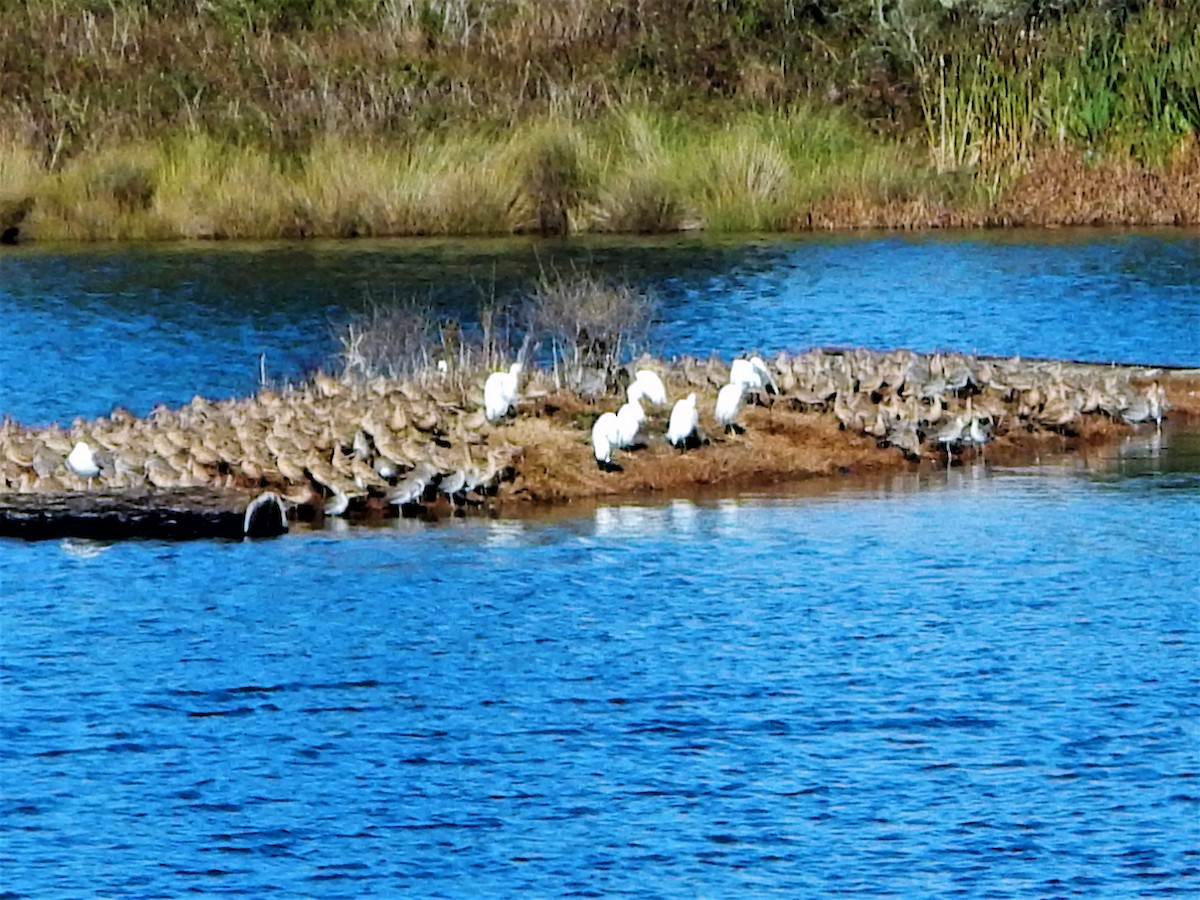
[484,363,522,421]
[67,441,100,485]
[591,412,622,470]
[627,369,668,406]
[615,397,645,448]
[667,393,699,448]
[729,356,777,393]
[714,383,746,433]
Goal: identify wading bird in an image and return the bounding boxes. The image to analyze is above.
[667,393,699,448]
[628,369,668,407]
[714,383,745,433]
[592,412,622,471]
[730,356,777,393]
[483,363,522,421]
[615,397,645,448]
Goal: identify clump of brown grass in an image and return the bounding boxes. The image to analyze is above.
[510,124,595,235]
[996,141,1200,226]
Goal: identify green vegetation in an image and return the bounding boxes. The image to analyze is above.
[1,0,1196,239]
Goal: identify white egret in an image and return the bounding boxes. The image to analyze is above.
[714,383,746,433]
[591,412,622,470]
[615,397,645,448]
[627,369,668,407]
[667,393,699,448]
[729,356,777,393]
[484,363,522,421]
[67,441,100,485]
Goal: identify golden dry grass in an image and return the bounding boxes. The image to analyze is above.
[502,392,918,507]
[4,114,1199,241]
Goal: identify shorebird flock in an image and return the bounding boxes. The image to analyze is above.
[0,371,522,515]
[659,347,1167,461]
[0,347,1170,517]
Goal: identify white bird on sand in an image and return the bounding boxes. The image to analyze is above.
[615,397,645,448]
[714,383,746,433]
[729,356,777,393]
[484,363,522,421]
[387,462,436,506]
[627,369,668,407]
[67,441,100,485]
[592,412,622,470]
[667,393,700,448]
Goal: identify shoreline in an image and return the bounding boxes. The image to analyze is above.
[1,351,1195,536]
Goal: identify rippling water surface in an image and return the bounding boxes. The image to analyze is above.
[2,431,1198,898]
[1,229,1197,424]
[1,233,1198,897]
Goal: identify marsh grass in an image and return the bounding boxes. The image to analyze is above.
[2,0,1196,241]
[916,4,1199,174]
[3,105,944,240]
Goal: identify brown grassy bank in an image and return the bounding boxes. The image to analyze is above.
[1,1,1197,240]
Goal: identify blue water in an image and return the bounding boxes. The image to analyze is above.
[1,234,1199,897]
[2,433,1198,898]
[1,230,1198,425]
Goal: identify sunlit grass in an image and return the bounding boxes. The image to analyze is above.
[1,89,1192,242]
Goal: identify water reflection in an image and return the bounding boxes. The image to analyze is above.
[481,518,530,548]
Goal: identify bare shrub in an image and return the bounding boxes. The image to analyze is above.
[337,300,438,380]
[336,296,514,387]
[525,272,654,391]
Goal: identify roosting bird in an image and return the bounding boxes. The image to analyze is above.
[627,369,668,407]
[714,383,746,433]
[484,363,522,421]
[615,397,645,449]
[729,356,777,394]
[667,393,699,448]
[67,441,100,486]
[592,412,622,471]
